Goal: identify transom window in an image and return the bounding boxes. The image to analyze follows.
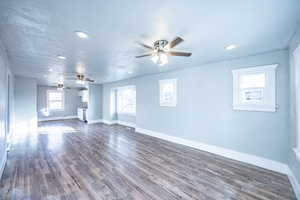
[117,86,136,115]
[232,64,277,112]
[159,79,177,107]
[47,90,64,111]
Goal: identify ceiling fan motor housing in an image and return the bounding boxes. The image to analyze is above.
[154,40,168,51]
[77,74,85,80]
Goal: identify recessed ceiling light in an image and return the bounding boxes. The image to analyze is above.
[225,44,238,51]
[49,68,53,72]
[57,55,66,60]
[128,71,133,74]
[75,31,89,39]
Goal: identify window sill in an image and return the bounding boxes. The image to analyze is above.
[233,104,276,112]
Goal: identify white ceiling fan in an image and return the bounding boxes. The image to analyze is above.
[135,36,192,65]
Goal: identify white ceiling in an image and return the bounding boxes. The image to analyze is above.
[0,0,300,86]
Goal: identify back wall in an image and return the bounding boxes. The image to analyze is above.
[37,86,80,120]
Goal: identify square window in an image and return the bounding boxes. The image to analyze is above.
[159,79,177,107]
[232,64,277,112]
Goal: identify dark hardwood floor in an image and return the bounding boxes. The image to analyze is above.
[0,119,296,200]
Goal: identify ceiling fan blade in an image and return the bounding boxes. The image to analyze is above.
[169,51,192,57]
[169,37,184,48]
[135,53,153,58]
[65,87,71,89]
[137,42,153,50]
[85,78,95,82]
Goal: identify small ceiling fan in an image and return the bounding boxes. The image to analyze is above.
[66,74,95,84]
[57,83,71,90]
[135,36,192,65]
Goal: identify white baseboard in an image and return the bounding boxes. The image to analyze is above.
[88,119,103,124]
[117,120,136,128]
[135,127,289,175]
[102,120,117,125]
[0,151,7,180]
[101,119,136,128]
[38,116,78,122]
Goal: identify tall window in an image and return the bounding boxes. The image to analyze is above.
[159,79,177,107]
[117,86,136,114]
[47,90,64,111]
[232,64,277,112]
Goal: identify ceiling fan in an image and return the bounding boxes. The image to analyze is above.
[57,83,71,90]
[66,74,95,84]
[135,36,192,65]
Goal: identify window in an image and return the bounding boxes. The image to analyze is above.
[159,79,177,107]
[47,90,64,111]
[232,64,277,112]
[117,86,136,114]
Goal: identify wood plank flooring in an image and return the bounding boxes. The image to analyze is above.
[0,119,296,200]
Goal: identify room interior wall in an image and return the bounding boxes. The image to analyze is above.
[14,76,37,134]
[0,39,12,178]
[37,86,81,120]
[103,50,290,164]
[288,26,300,188]
[87,84,103,122]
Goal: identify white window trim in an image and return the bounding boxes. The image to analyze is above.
[232,64,278,112]
[159,79,177,107]
[293,44,300,153]
[117,85,136,115]
[47,90,65,111]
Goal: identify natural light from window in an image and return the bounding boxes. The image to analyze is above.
[232,64,277,112]
[240,73,265,103]
[117,86,136,115]
[47,90,64,111]
[160,79,177,107]
[240,73,265,89]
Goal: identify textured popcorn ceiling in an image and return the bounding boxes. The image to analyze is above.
[0,0,299,86]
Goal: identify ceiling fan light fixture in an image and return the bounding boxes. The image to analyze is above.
[151,55,159,63]
[158,53,168,66]
[76,80,85,85]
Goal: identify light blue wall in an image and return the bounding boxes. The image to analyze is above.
[0,40,12,177]
[14,76,37,133]
[103,50,290,163]
[37,86,81,120]
[288,26,300,186]
[87,84,103,122]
